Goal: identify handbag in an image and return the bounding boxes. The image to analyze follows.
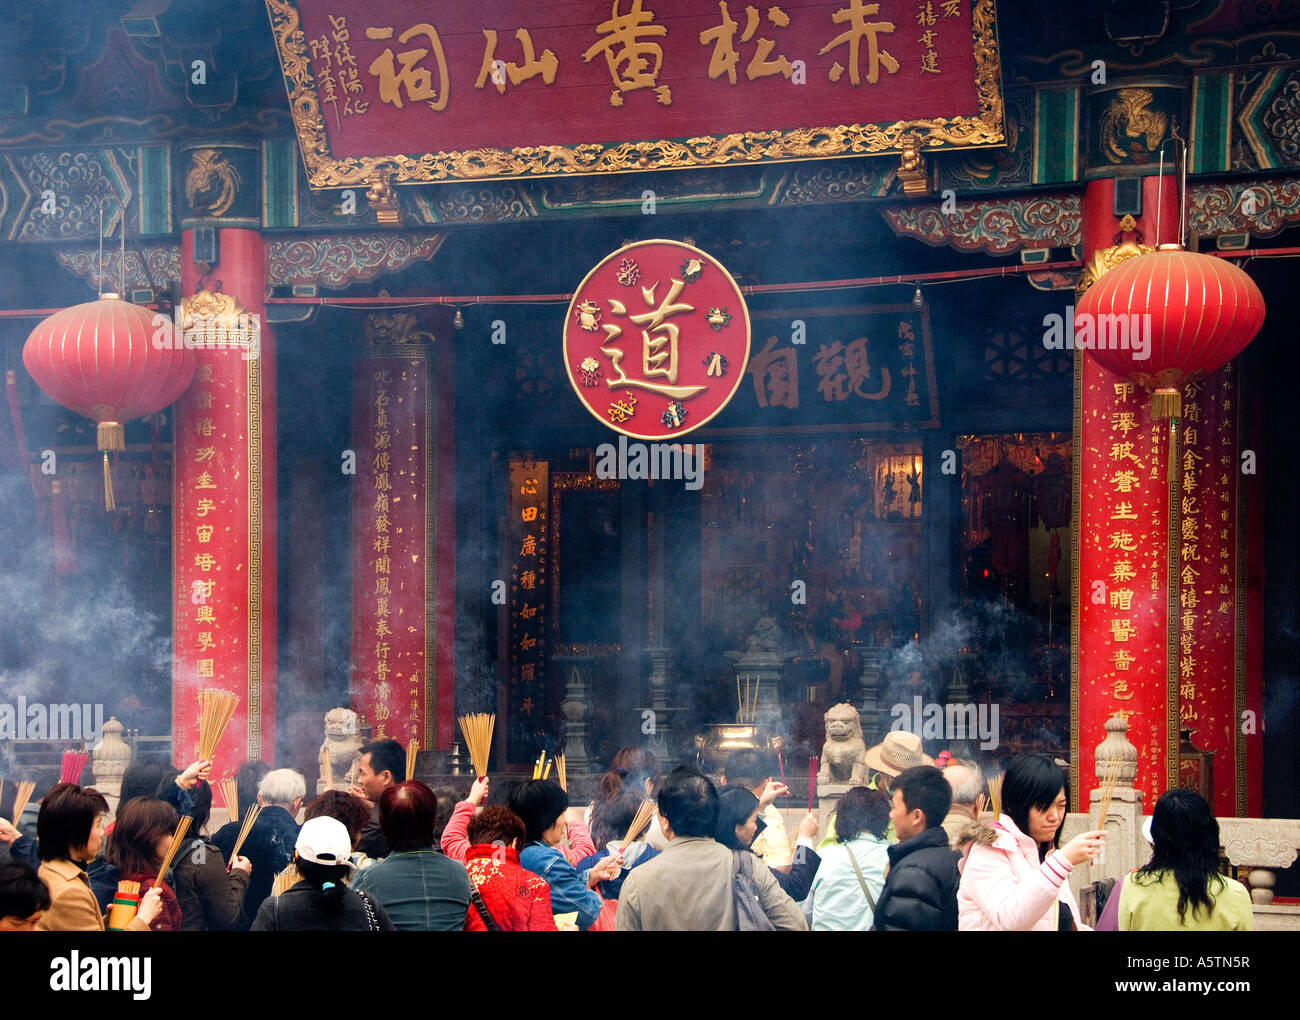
[732,851,776,931]
[844,844,878,914]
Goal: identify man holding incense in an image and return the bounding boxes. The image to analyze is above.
[349,738,406,860]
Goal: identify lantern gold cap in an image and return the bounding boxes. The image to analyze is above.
[1156,243,1185,252]
[99,292,122,300]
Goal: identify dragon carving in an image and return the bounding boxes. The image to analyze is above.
[185,148,241,217]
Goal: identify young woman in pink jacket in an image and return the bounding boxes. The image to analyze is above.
[957,755,1106,931]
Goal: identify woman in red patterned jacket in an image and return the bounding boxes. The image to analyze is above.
[463,805,558,931]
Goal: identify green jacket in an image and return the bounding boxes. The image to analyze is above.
[1118,870,1253,931]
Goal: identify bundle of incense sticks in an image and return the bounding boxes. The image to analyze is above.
[106,879,142,931]
[271,863,302,897]
[987,774,1004,819]
[60,750,90,784]
[151,815,193,890]
[556,754,567,792]
[457,713,495,780]
[9,780,35,826]
[218,778,239,824]
[1094,760,1121,828]
[405,739,419,781]
[735,674,759,724]
[229,804,261,864]
[197,688,239,761]
[319,749,333,791]
[620,798,657,851]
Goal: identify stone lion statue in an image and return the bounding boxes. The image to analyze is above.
[318,707,362,793]
[818,703,867,787]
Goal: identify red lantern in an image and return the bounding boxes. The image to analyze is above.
[23,293,195,509]
[1075,245,1265,418]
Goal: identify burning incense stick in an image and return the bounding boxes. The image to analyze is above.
[197,688,239,761]
[229,804,261,864]
[987,774,1004,819]
[620,798,656,851]
[218,778,239,824]
[556,754,567,792]
[9,781,35,827]
[60,750,90,785]
[457,713,495,780]
[151,815,192,891]
[543,757,552,781]
[405,739,419,781]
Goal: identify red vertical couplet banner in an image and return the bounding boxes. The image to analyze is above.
[173,229,277,770]
[351,349,434,749]
[1074,356,1176,810]
[507,459,549,761]
[1176,365,1243,815]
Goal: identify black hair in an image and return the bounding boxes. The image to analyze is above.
[485,777,523,807]
[187,780,213,833]
[36,784,109,862]
[508,780,569,845]
[1002,754,1067,860]
[235,761,272,817]
[0,859,51,919]
[118,761,175,805]
[591,787,646,852]
[892,765,952,833]
[295,857,352,913]
[657,767,718,839]
[430,785,463,842]
[1133,788,1226,924]
[359,739,406,784]
[837,786,891,842]
[714,786,759,851]
[723,749,774,790]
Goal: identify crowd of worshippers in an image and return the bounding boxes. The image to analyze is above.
[0,739,1253,931]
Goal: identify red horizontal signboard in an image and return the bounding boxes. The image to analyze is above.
[267,0,1004,184]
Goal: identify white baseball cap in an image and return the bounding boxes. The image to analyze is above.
[295,816,355,872]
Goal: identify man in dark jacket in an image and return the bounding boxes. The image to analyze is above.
[871,764,960,931]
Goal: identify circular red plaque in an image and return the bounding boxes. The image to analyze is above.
[563,239,750,440]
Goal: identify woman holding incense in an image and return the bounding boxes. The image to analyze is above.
[171,779,251,931]
[34,783,163,932]
[574,787,661,900]
[958,754,1105,931]
[1117,789,1252,931]
[588,748,667,851]
[440,774,491,862]
[462,805,557,930]
[351,781,473,931]
[714,786,821,903]
[105,797,185,931]
[251,816,396,931]
[511,780,620,930]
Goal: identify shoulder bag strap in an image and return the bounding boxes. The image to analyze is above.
[469,885,502,931]
[844,844,877,913]
[358,890,381,932]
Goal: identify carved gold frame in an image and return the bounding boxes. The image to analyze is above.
[266,0,1005,187]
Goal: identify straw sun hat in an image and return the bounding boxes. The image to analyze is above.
[864,731,934,777]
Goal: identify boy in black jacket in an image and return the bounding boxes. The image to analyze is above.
[871,764,960,930]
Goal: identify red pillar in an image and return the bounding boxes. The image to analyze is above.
[1073,174,1179,809]
[172,228,277,769]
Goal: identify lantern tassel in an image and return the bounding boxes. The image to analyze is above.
[98,421,124,513]
[1151,387,1181,420]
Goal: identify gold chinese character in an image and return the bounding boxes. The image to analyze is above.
[1110,560,1136,583]
[1110,502,1138,521]
[1110,618,1136,642]
[1113,381,1134,403]
[820,0,899,85]
[1107,531,1138,552]
[1109,589,1133,611]
[520,535,537,556]
[1110,470,1138,493]
[375,618,392,637]
[601,279,705,398]
[699,3,793,84]
[1109,442,1140,464]
[366,23,449,111]
[193,471,217,491]
[195,418,215,438]
[195,392,214,410]
[1110,677,1134,698]
[197,632,216,652]
[195,446,216,464]
[520,570,537,591]
[195,605,215,624]
[194,553,216,572]
[583,0,670,106]
[918,49,940,74]
[1111,653,1135,674]
[197,659,215,678]
[475,29,558,94]
[522,506,539,523]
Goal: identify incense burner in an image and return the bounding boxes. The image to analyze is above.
[695,723,777,776]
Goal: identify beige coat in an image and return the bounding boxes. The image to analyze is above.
[37,858,149,932]
[615,835,808,931]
